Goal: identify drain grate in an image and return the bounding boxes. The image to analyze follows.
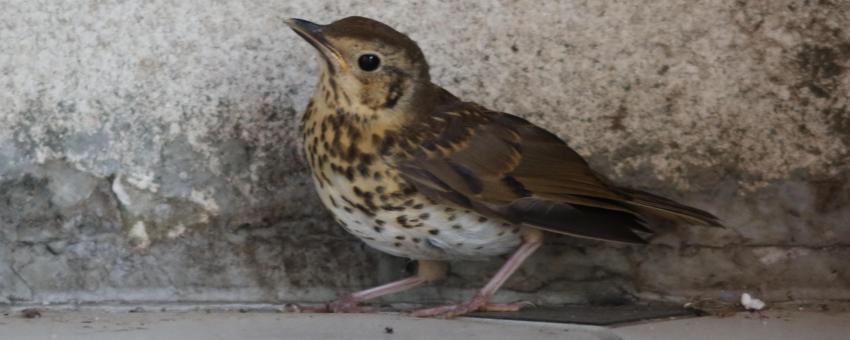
[467,304,700,325]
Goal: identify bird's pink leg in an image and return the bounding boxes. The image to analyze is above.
[292,260,447,313]
[412,229,543,318]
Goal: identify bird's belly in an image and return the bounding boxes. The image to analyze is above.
[311,175,522,261]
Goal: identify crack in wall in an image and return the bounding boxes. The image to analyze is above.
[6,264,34,302]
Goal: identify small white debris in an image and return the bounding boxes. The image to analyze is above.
[111,175,132,206]
[129,221,151,249]
[741,293,766,311]
[167,224,186,239]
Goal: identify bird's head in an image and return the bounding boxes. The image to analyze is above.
[287,16,434,118]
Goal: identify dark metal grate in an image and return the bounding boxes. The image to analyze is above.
[467,304,700,325]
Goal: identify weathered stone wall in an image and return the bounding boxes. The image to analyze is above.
[1,1,848,307]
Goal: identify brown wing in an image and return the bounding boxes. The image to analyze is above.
[394,102,720,244]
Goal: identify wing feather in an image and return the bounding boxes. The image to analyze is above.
[394,101,720,243]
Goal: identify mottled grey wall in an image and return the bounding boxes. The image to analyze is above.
[1,1,848,307]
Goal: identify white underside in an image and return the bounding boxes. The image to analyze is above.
[313,175,522,261]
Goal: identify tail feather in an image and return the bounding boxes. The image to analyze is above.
[506,197,649,244]
[621,188,724,227]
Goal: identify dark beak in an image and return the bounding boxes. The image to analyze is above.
[286,18,348,70]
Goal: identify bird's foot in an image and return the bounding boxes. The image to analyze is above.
[284,297,378,313]
[411,297,534,318]
[478,301,536,312]
[326,297,380,313]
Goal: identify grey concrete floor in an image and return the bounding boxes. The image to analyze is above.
[0,308,848,340]
[611,310,850,340]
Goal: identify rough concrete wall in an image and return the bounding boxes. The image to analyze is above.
[1,1,848,307]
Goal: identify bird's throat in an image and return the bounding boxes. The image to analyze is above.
[310,72,417,131]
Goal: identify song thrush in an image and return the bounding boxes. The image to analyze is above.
[286,16,722,318]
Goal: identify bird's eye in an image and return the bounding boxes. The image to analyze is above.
[358,54,381,71]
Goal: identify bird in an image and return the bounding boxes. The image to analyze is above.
[286,16,722,318]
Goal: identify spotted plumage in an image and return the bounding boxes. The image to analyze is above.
[303,94,520,260]
[288,16,722,318]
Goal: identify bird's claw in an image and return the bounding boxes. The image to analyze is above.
[412,303,477,318]
[283,297,377,314]
[282,303,327,313]
[327,298,379,313]
[411,296,532,318]
[479,300,536,312]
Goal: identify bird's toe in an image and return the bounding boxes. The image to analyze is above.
[478,300,535,312]
[328,297,378,313]
[411,296,487,318]
[412,298,533,318]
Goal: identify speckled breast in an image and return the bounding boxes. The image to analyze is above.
[301,102,522,261]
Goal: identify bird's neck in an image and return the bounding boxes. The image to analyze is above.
[306,71,442,131]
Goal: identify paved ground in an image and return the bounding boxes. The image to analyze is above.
[1,308,848,340]
[611,310,850,340]
[0,310,608,340]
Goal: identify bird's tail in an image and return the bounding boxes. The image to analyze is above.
[621,188,724,227]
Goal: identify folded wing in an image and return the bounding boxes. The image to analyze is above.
[395,103,721,244]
